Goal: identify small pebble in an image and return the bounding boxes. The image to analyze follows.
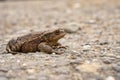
[38,76,49,80]
[52,52,56,55]
[26,69,36,74]
[112,62,120,72]
[105,76,115,80]
[64,22,80,33]
[16,59,21,63]
[102,58,113,64]
[22,63,27,66]
[86,19,96,24]
[83,44,91,51]
[99,41,109,45]
[27,75,37,80]
[69,60,83,65]
[69,55,77,59]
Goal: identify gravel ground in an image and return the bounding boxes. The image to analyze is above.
[0,0,120,80]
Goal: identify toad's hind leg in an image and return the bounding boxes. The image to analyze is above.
[38,42,53,53]
[6,39,21,52]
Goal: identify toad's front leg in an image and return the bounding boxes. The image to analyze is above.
[38,42,53,54]
[38,42,65,54]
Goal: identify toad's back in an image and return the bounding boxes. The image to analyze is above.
[6,32,45,53]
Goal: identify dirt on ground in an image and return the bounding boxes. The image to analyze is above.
[0,0,120,80]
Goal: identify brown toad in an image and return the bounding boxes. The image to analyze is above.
[6,28,66,54]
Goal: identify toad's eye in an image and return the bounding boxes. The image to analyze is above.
[55,30,60,35]
[55,32,60,35]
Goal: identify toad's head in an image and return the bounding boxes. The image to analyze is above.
[43,28,66,42]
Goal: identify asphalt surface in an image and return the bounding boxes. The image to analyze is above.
[0,0,120,80]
